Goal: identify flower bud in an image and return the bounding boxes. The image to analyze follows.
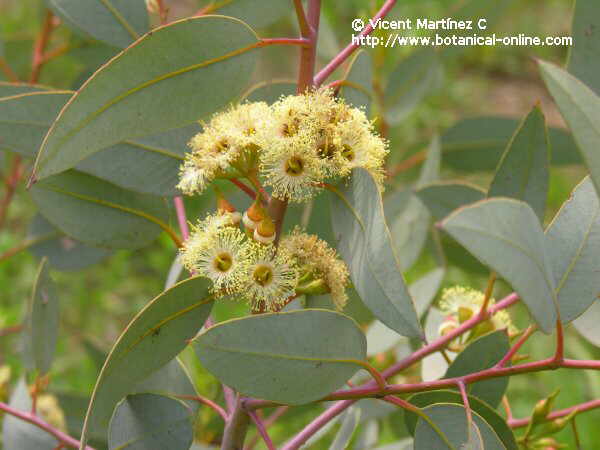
[531,390,559,425]
[296,278,329,295]
[254,216,276,244]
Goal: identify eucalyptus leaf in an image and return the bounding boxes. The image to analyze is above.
[441,117,579,171]
[242,79,296,103]
[1,379,58,450]
[405,391,517,450]
[384,48,442,125]
[194,309,366,404]
[22,257,60,375]
[366,268,444,356]
[573,300,600,347]
[339,50,373,113]
[215,0,291,28]
[539,60,600,197]
[330,168,422,339]
[0,91,71,157]
[441,198,557,333]
[30,170,170,250]
[32,16,260,181]
[444,331,510,408]
[546,177,600,323]
[388,136,440,271]
[416,181,486,221]
[414,403,505,450]
[109,394,193,450]
[80,276,213,445]
[76,124,198,196]
[47,0,149,48]
[568,0,600,94]
[133,357,199,414]
[27,214,112,271]
[488,106,550,223]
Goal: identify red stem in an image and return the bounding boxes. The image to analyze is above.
[248,410,276,450]
[0,401,94,449]
[496,325,536,368]
[508,398,600,429]
[173,197,190,240]
[457,380,472,425]
[155,0,168,24]
[313,0,397,86]
[30,11,56,83]
[177,395,227,421]
[293,0,311,36]
[229,178,257,201]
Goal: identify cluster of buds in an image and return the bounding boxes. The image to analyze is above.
[242,199,276,244]
[518,391,576,449]
[177,89,388,203]
[179,200,349,312]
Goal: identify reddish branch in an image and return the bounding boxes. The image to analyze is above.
[0,401,94,449]
[508,398,600,429]
[248,410,276,450]
[313,0,397,86]
[0,155,23,228]
[177,395,227,421]
[30,11,57,83]
[154,0,168,24]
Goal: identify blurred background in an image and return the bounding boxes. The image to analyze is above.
[1,0,598,448]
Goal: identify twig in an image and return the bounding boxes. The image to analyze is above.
[508,398,600,429]
[221,395,250,450]
[246,406,289,450]
[386,149,427,178]
[0,231,59,263]
[155,0,168,24]
[177,395,227,421]
[30,11,57,83]
[572,417,582,450]
[0,324,24,338]
[457,380,472,427]
[314,0,397,86]
[477,272,496,319]
[0,155,23,229]
[229,178,257,201]
[553,319,565,364]
[496,325,536,368]
[0,401,94,449]
[0,58,19,82]
[293,0,311,37]
[173,197,190,240]
[248,410,276,450]
[502,396,513,421]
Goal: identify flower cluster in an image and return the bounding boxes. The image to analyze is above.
[177,89,387,202]
[179,212,349,312]
[438,286,517,347]
[280,228,350,309]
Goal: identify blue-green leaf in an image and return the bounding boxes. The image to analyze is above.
[194,309,366,405]
[330,168,423,339]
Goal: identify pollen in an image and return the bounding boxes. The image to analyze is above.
[280,228,350,310]
[243,244,298,311]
